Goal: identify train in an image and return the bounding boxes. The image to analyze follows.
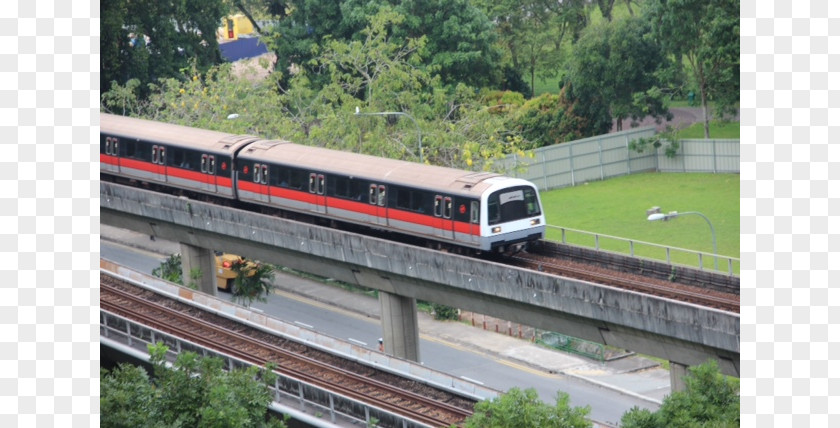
[99,113,546,254]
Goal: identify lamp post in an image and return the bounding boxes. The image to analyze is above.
[354,107,423,163]
[647,208,718,270]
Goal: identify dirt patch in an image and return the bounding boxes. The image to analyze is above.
[230,52,277,82]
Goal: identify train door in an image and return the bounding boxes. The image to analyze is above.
[101,136,120,173]
[369,184,388,226]
[433,196,455,240]
[469,201,480,246]
[200,154,220,194]
[308,173,326,214]
[251,163,270,203]
[151,145,167,183]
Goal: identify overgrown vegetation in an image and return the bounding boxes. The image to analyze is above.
[621,360,739,428]
[102,0,739,169]
[230,259,276,307]
[463,387,591,428]
[101,342,287,428]
[151,253,183,285]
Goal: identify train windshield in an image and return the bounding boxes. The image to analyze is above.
[487,186,541,225]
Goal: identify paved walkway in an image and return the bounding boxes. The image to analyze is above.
[100,224,671,405]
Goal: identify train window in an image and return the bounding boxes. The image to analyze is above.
[104,137,113,155]
[152,146,159,164]
[434,196,442,217]
[524,188,540,215]
[160,147,166,165]
[317,175,325,194]
[201,155,208,173]
[172,148,184,167]
[112,138,119,155]
[209,156,216,175]
[124,141,136,158]
[369,185,377,204]
[378,185,386,206]
[444,197,452,219]
[255,163,262,182]
[487,199,500,224]
[290,169,307,190]
[309,173,317,193]
[471,201,479,223]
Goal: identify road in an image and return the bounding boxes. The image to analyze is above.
[101,240,660,426]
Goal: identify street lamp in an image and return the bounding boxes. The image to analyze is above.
[647,208,718,270]
[354,106,423,163]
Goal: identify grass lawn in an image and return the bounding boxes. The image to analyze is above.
[675,121,740,139]
[539,172,740,273]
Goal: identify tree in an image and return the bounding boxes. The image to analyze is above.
[567,17,671,131]
[620,360,739,428]
[262,0,504,90]
[476,0,587,97]
[230,259,276,307]
[100,0,227,95]
[644,0,739,138]
[463,387,590,428]
[102,9,535,173]
[101,343,286,428]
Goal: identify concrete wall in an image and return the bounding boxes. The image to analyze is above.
[100,182,740,376]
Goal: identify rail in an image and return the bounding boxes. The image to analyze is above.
[545,225,739,276]
[101,309,436,428]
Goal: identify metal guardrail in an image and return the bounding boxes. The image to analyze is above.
[546,225,740,276]
[101,309,432,428]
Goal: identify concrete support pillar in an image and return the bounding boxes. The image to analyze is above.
[379,291,420,362]
[180,243,217,295]
[670,361,689,392]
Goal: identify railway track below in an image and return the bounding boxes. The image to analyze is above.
[101,273,476,428]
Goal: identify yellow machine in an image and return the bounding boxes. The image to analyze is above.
[218,14,255,41]
[215,253,256,291]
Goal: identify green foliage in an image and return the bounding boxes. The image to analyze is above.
[512,90,600,147]
[464,387,590,428]
[431,303,459,321]
[567,16,671,133]
[643,0,739,137]
[100,0,227,95]
[231,259,276,307]
[476,0,586,97]
[264,0,503,89]
[621,360,739,428]
[100,342,286,428]
[628,126,681,158]
[152,254,183,285]
[100,364,159,428]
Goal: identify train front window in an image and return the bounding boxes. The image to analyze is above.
[487,186,541,225]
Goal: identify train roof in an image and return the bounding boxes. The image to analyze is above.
[238,139,511,197]
[100,113,257,153]
[101,113,530,197]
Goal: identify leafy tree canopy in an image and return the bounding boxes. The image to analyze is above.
[621,360,740,428]
[643,0,739,137]
[463,387,591,428]
[101,343,286,428]
[264,0,503,89]
[101,0,227,95]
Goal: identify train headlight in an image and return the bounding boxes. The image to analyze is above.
[491,226,502,233]
[530,218,541,226]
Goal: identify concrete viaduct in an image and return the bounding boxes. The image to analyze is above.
[100,182,739,389]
